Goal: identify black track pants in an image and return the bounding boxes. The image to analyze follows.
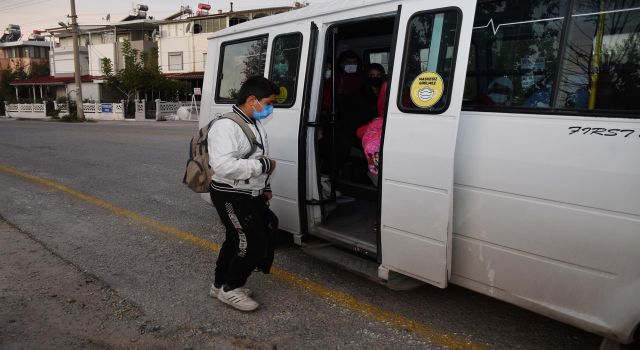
[209,185,268,289]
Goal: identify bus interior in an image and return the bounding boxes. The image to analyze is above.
[309,15,396,257]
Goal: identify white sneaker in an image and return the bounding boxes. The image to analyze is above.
[209,284,252,298]
[217,287,259,311]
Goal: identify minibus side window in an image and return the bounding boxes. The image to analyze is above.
[268,32,303,107]
[463,0,566,109]
[555,0,640,114]
[365,49,390,74]
[215,35,269,103]
[398,10,461,114]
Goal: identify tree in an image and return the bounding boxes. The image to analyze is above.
[101,39,189,107]
[28,60,50,78]
[0,58,54,107]
[1,61,29,104]
[0,69,15,103]
[101,40,144,105]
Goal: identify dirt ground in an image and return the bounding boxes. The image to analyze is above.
[0,219,255,350]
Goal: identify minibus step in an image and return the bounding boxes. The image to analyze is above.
[301,241,423,291]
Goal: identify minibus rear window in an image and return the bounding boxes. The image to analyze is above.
[555,0,640,113]
[216,35,269,103]
[268,32,303,107]
[398,10,461,114]
[464,0,566,110]
[463,0,640,117]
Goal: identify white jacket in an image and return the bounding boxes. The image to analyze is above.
[208,106,272,196]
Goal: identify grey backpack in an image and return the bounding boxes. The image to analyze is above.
[183,112,258,193]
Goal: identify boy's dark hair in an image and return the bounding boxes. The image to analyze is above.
[367,63,386,76]
[338,50,359,64]
[237,76,279,105]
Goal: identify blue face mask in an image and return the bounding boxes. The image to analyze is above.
[252,101,274,120]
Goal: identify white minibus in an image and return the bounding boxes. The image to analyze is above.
[199,0,640,346]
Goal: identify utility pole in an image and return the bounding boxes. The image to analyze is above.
[69,0,84,120]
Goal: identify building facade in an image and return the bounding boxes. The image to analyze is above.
[157,6,296,93]
[0,40,50,73]
[6,3,302,108]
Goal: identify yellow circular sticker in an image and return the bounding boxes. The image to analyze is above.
[410,72,444,108]
[275,86,288,104]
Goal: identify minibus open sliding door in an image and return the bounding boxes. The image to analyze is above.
[264,22,317,239]
[379,0,476,288]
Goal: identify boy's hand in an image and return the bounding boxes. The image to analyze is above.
[260,157,276,175]
[265,191,273,200]
[268,159,276,175]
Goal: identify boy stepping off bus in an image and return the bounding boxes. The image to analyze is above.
[207,76,279,311]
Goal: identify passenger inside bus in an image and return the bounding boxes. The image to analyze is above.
[365,63,386,116]
[357,80,387,186]
[334,50,368,175]
[487,77,514,106]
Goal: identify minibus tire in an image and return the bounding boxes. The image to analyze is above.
[599,337,640,350]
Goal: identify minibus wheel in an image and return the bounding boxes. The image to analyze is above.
[600,337,640,350]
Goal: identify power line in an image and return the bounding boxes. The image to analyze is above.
[0,0,51,13]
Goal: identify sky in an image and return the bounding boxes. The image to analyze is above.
[0,0,332,38]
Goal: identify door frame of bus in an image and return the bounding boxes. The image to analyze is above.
[297,21,319,238]
[298,8,403,262]
[375,5,402,263]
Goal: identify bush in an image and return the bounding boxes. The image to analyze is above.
[59,111,82,122]
[50,108,61,119]
[57,111,93,123]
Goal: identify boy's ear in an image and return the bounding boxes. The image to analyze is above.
[244,95,256,105]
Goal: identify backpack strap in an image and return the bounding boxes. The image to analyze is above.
[200,119,215,144]
[219,112,259,159]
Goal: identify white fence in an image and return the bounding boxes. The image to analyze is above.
[4,103,47,119]
[155,99,200,121]
[3,100,189,121]
[4,102,126,120]
[54,102,126,121]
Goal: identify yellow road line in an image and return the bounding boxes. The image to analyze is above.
[0,163,486,350]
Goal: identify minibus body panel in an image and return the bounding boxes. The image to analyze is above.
[379,0,476,288]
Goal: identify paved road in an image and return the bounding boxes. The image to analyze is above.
[0,119,601,349]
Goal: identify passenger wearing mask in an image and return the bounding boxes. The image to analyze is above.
[334,51,368,174]
[366,64,386,96]
[365,63,386,118]
[207,76,279,312]
[336,50,365,96]
[487,76,514,106]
